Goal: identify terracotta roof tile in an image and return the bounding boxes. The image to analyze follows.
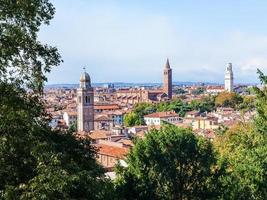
[144,111,179,118]
[95,144,129,159]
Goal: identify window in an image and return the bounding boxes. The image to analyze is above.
[79,96,81,103]
[85,96,91,104]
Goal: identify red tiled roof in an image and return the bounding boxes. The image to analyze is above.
[144,111,179,118]
[89,130,110,140]
[95,144,129,159]
[206,86,224,90]
[94,104,120,110]
[94,115,112,121]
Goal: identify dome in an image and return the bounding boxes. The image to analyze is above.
[80,72,91,82]
[79,71,91,88]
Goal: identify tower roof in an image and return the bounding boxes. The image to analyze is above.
[80,71,91,82]
[226,63,233,71]
[79,69,91,89]
[165,58,171,69]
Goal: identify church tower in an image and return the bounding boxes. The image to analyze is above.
[163,58,172,99]
[224,63,234,92]
[77,70,94,132]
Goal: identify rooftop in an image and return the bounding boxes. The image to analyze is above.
[144,111,179,118]
[95,144,129,159]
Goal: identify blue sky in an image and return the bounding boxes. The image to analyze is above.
[40,0,267,84]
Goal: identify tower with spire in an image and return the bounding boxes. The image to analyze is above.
[77,68,94,132]
[224,63,234,92]
[163,58,172,99]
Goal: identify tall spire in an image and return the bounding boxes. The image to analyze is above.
[163,58,172,99]
[165,58,170,69]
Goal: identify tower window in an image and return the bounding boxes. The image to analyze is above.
[85,96,88,103]
[79,96,81,103]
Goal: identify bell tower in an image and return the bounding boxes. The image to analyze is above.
[77,69,94,132]
[224,63,234,92]
[163,58,172,99]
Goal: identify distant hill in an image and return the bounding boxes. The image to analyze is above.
[45,82,222,89]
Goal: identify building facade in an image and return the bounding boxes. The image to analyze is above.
[144,111,180,126]
[77,71,94,132]
[225,63,234,92]
[163,58,172,99]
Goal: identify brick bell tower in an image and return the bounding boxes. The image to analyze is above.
[77,69,94,132]
[163,58,172,99]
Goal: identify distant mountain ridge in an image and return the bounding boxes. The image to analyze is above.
[45,82,223,89]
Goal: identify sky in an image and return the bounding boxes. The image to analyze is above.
[40,0,267,84]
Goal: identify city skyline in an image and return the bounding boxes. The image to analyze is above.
[40,0,267,84]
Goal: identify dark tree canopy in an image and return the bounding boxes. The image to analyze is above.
[0,1,112,199]
[115,125,220,200]
[0,0,62,92]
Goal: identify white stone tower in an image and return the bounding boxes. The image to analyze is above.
[77,70,94,132]
[224,63,234,92]
[163,58,172,99]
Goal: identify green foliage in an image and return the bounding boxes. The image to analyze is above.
[115,125,220,200]
[156,99,191,117]
[215,92,243,109]
[215,70,267,199]
[124,97,216,127]
[215,124,229,136]
[0,1,112,199]
[0,0,62,93]
[237,95,256,112]
[0,82,113,199]
[190,95,216,113]
[191,87,205,95]
[253,69,267,134]
[68,122,77,133]
[124,103,156,127]
[124,112,142,127]
[215,123,267,199]
[174,88,187,94]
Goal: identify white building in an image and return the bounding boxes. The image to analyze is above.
[225,63,234,92]
[144,111,181,126]
[206,86,225,95]
[63,110,77,127]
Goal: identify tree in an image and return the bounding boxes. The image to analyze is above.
[0,1,112,199]
[174,88,187,95]
[253,69,267,134]
[156,99,191,117]
[124,112,142,127]
[0,83,113,199]
[190,96,216,113]
[214,70,267,199]
[215,92,242,109]
[115,125,220,200]
[124,103,157,127]
[0,0,62,93]
[191,87,204,95]
[237,95,255,112]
